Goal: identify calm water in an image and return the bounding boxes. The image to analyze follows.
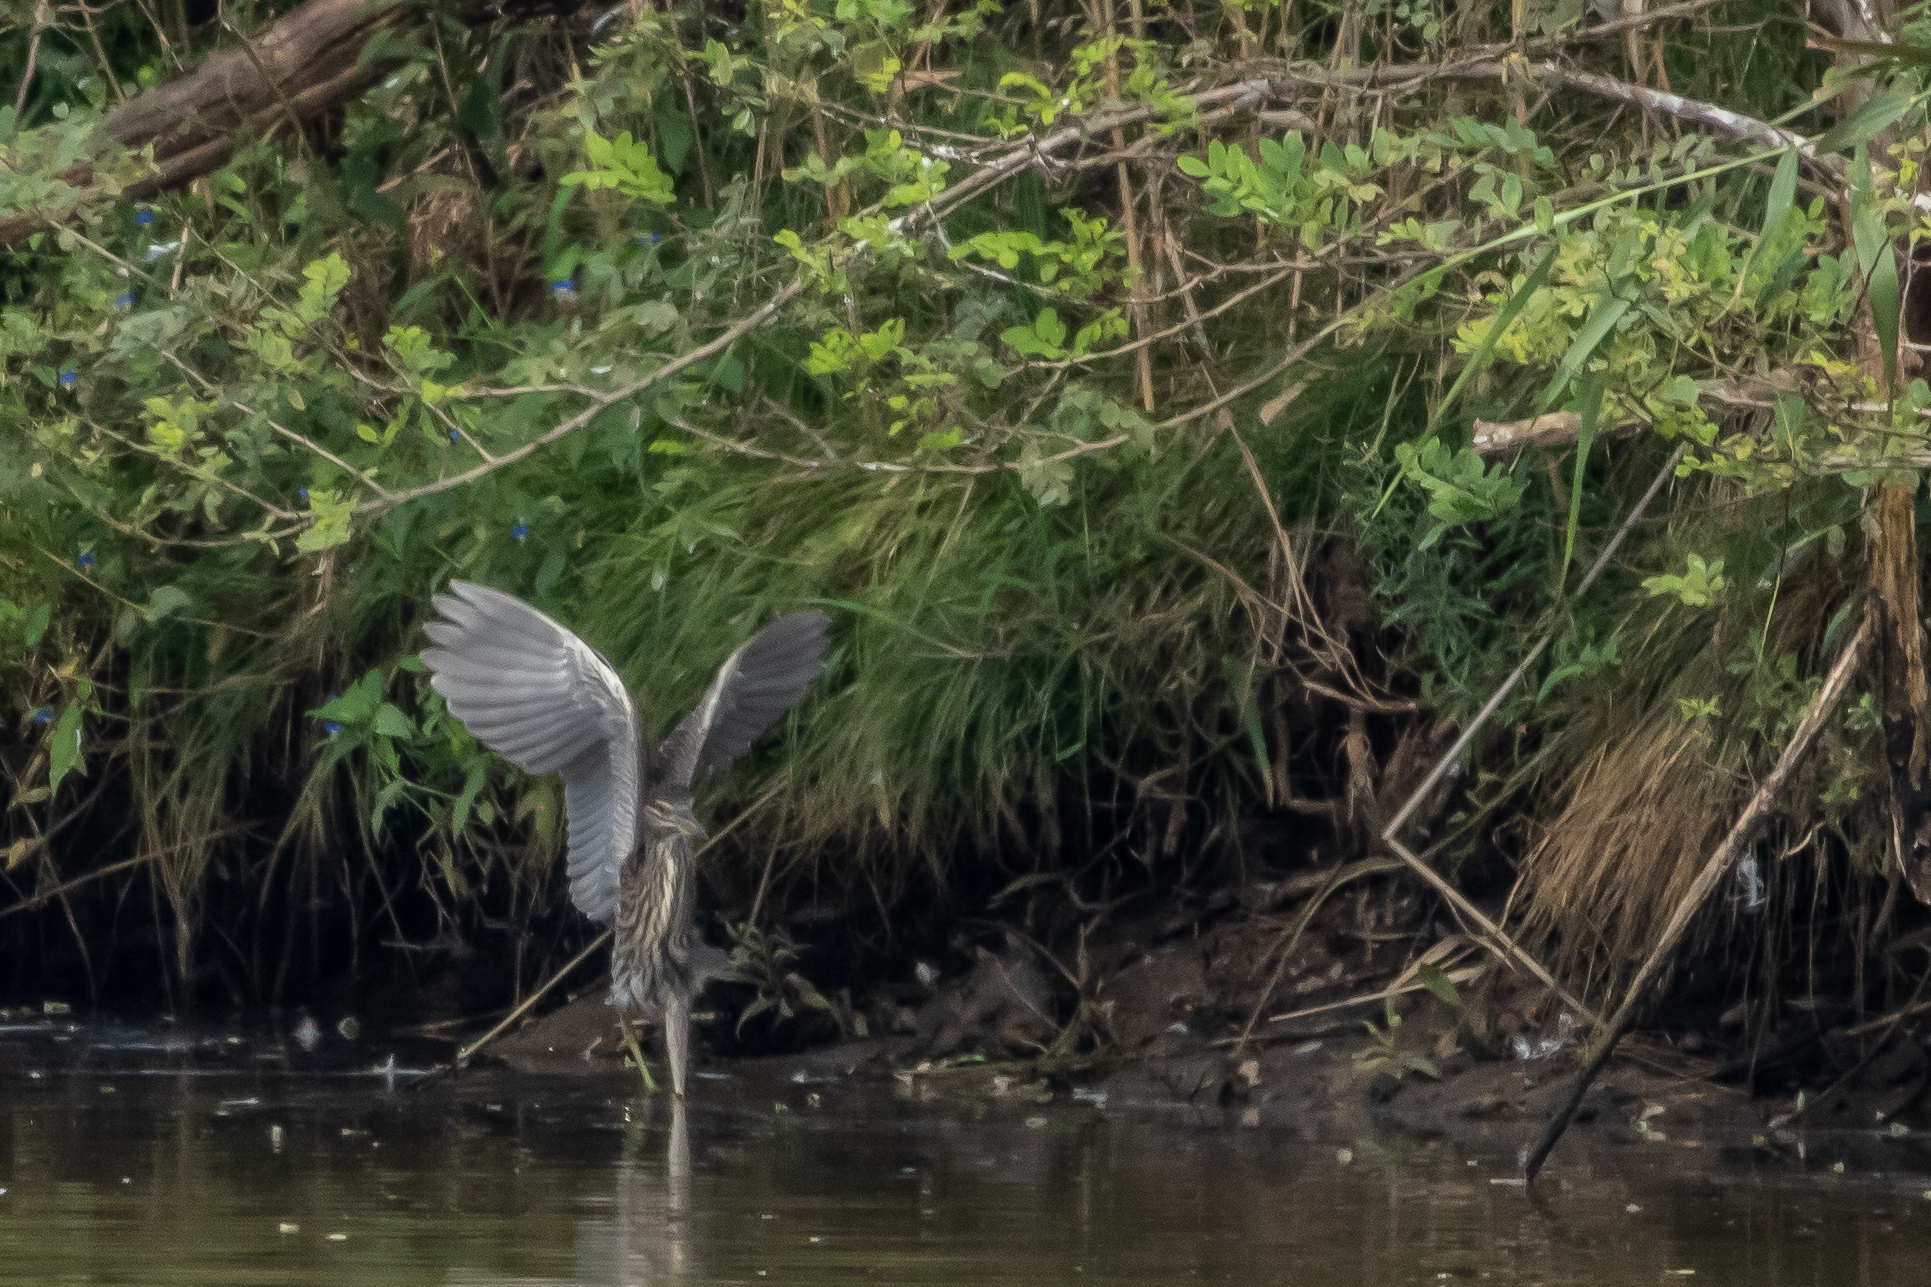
[3,1019,1930,1285]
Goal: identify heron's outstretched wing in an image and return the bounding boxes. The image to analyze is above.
[420,581,640,923]
[657,610,829,791]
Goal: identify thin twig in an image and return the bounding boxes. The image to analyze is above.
[14,13,44,117]
[0,825,253,920]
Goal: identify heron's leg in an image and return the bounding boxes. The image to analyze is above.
[664,994,691,1099]
[617,1016,659,1094]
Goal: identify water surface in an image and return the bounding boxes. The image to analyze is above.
[2,1019,1927,1285]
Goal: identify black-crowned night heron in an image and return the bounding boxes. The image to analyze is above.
[421,581,828,1096]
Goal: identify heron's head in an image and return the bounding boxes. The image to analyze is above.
[644,794,705,841]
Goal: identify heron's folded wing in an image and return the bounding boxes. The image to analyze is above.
[420,581,639,923]
[657,609,829,791]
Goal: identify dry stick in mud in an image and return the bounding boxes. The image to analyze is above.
[1522,613,1875,1182]
[444,930,614,1069]
[1373,444,1690,1016]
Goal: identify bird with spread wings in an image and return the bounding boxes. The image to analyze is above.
[421,581,829,1096]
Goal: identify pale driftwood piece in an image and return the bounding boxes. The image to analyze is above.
[1469,375,1931,460]
[1523,613,1874,1181]
[1471,412,1590,454]
[1470,376,1793,458]
[1396,59,1841,171]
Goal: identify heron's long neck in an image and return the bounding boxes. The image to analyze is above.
[621,807,697,954]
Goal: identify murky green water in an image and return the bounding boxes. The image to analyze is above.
[3,1020,1930,1285]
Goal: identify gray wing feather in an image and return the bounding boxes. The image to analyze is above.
[658,610,829,791]
[420,581,640,924]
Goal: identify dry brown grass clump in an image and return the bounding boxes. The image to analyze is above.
[1511,708,1736,1002]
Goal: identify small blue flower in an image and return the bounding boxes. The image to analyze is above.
[114,293,136,309]
[550,279,575,297]
[134,209,155,227]
[449,428,461,444]
[32,709,53,724]
[58,371,77,388]
[637,232,663,245]
[299,486,310,502]
[511,522,529,542]
[76,552,94,568]
[323,721,342,737]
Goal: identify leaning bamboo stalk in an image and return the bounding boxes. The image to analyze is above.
[1098,0,1154,412]
[1523,612,1873,1181]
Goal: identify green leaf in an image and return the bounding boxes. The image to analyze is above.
[373,703,415,738]
[296,488,355,552]
[1561,370,1604,589]
[1643,553,1726,607]
[296,253,352,324]
[1810,86,1916,154]
[1416,962,1462,1008]
[23,602,51,647]
[1870,238,1902,397]
[1756,147,1799,257]
[1536,295,1631,415]
[371,778,408,833]
[143,584,193,623]
[317,671,383,724]
[452,763,488,834]
[48,705,83,795]
[1428,245,1556,436]
[1240,691,1269,792]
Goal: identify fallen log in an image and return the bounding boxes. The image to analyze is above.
[3,0,407,244]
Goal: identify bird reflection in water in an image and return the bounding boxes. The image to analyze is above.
[447,1098,693,1287]
[595,1098,692,1286]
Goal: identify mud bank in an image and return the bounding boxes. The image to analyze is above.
[483,979,1931,1175]
[4,992,1928,1184]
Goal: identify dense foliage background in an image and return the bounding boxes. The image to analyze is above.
[4,0,1928,1052]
